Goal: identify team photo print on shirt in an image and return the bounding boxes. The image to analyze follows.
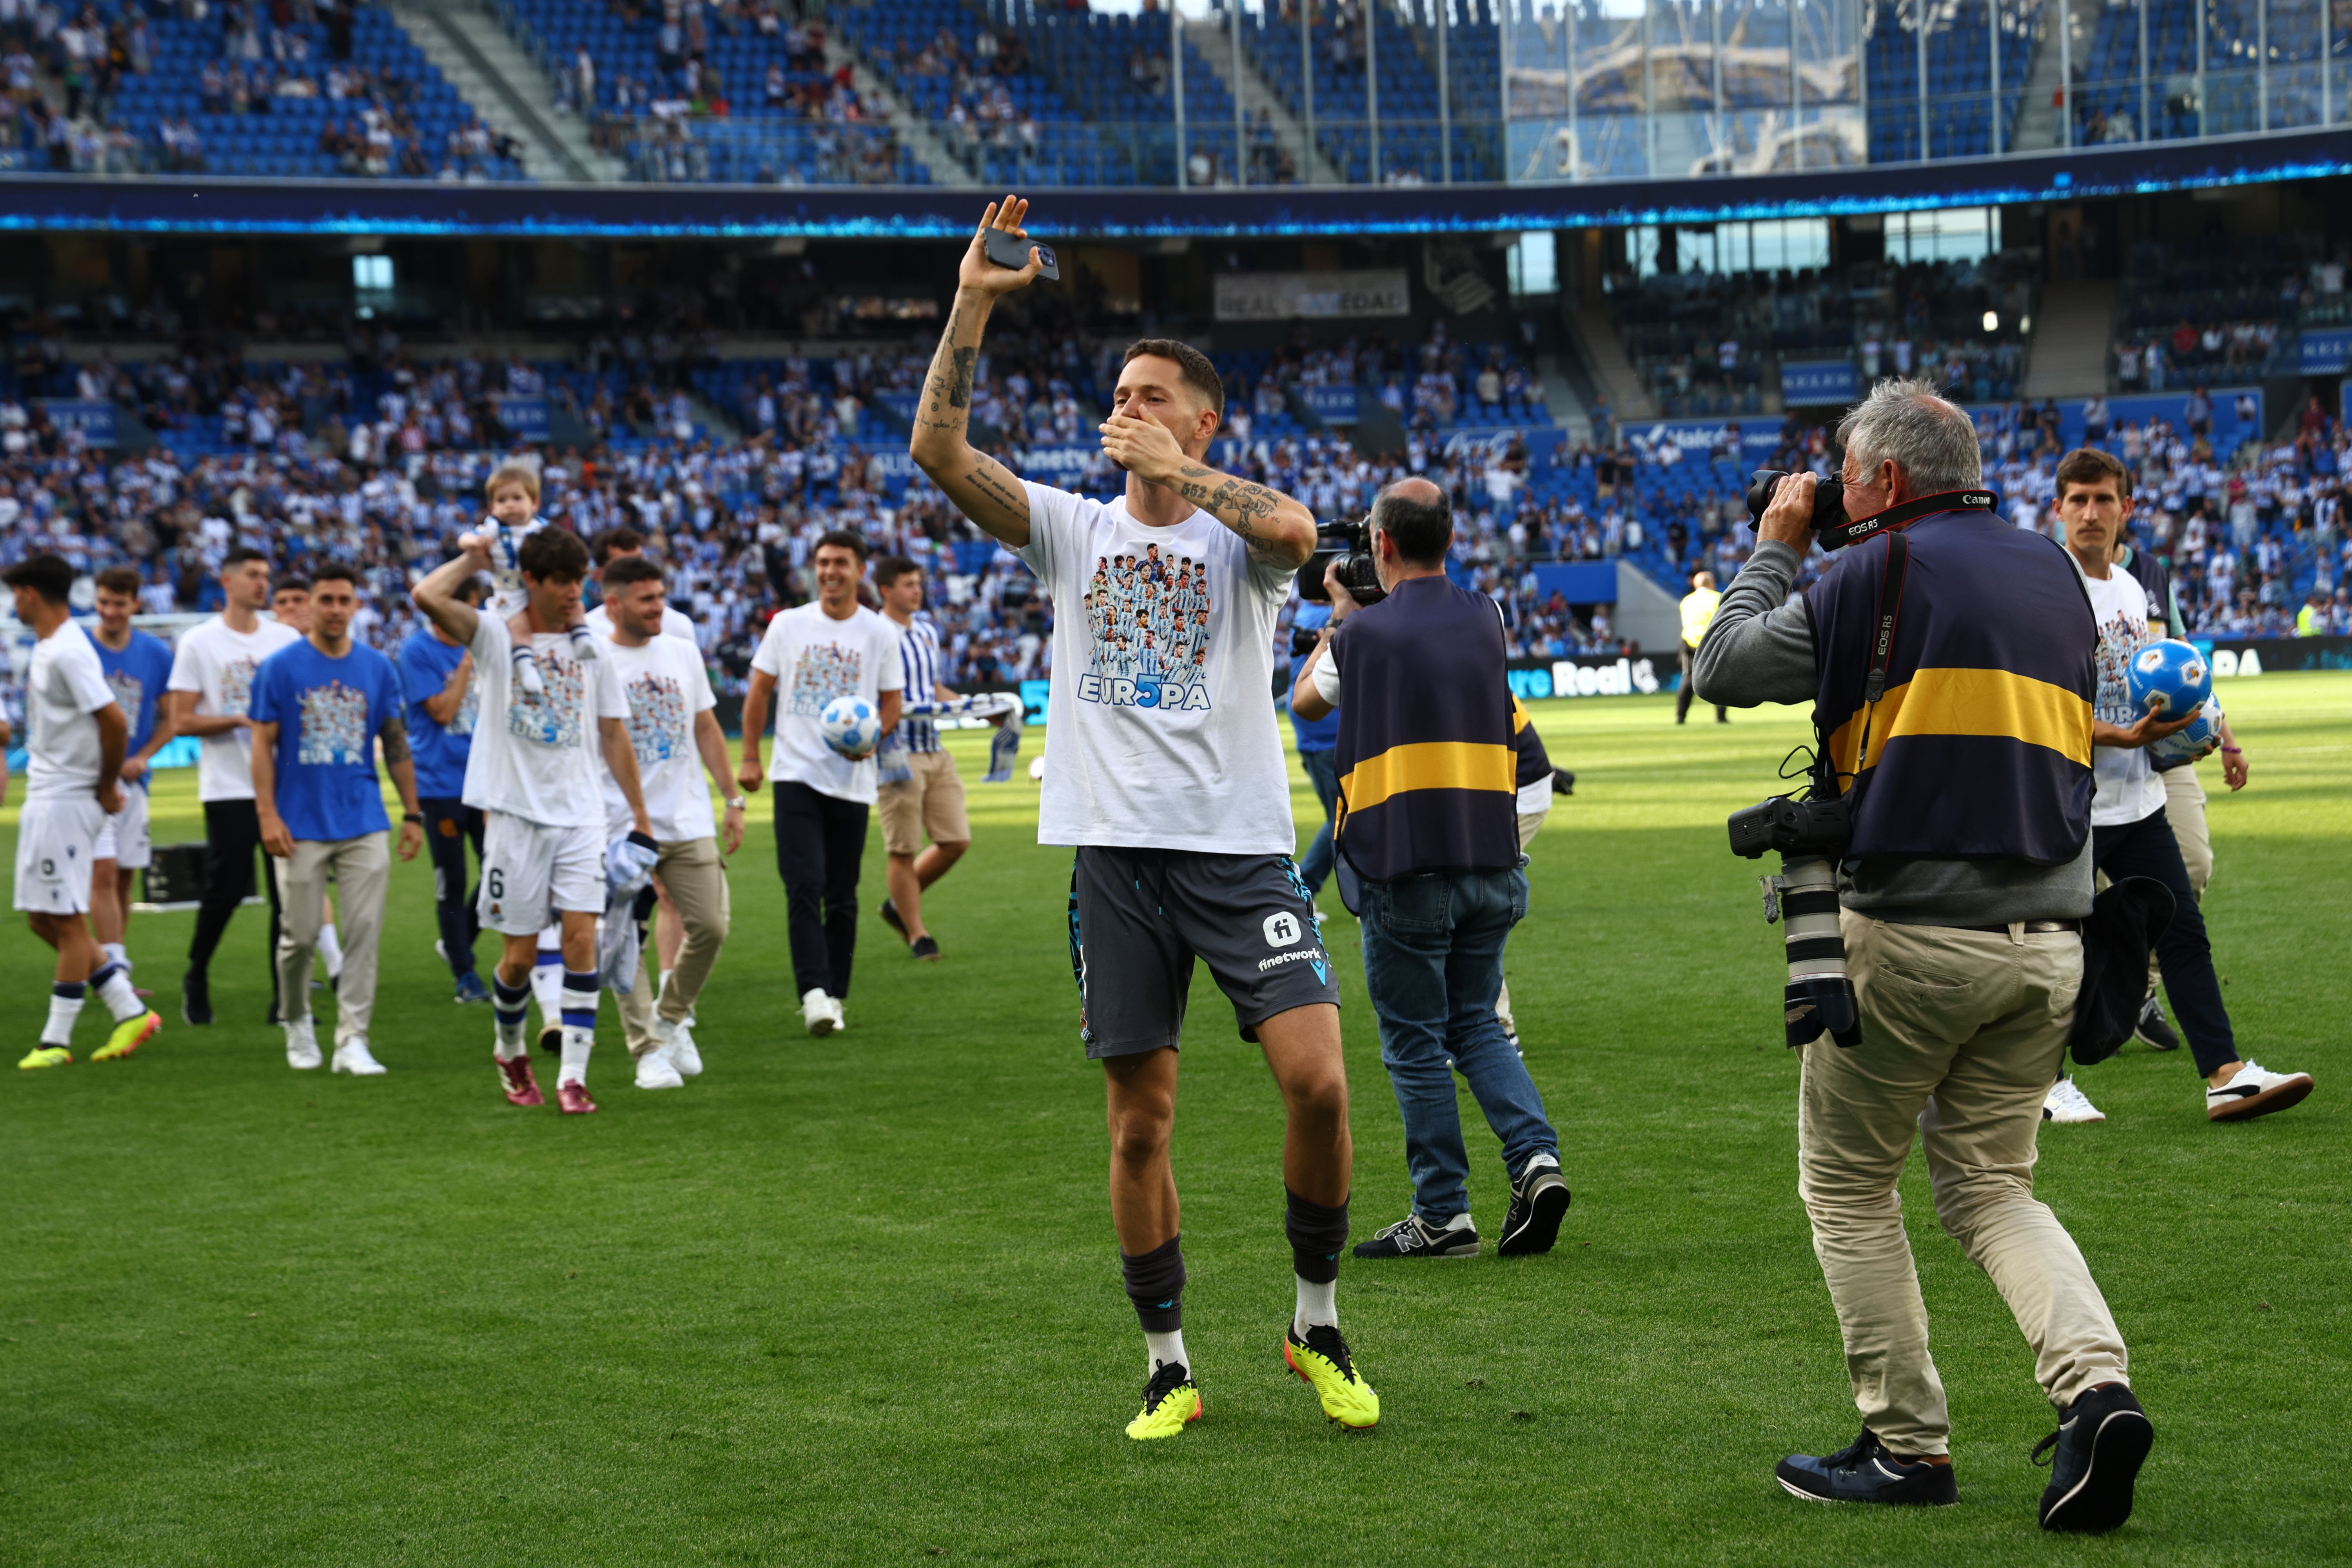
[622,671,691,765]
[788,642,864,715]
[295,681,374,766]
[509,650,587,749]
[1079,544,1214,713]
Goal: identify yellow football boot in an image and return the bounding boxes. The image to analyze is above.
[1124,1362,1201,1441]
[1284,1323,1379,1431]
[92,1011,161,1062]
[17,1045,73,1070]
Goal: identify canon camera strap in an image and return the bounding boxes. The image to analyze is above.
[1818,487,1998,550]
[1809,527,1915,800]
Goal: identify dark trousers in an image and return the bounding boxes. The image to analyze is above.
[187,798,283,990]
[421,797,485,979]
[2093,804,2235,1077]
[1677,644,1725,723]
[773,780,869,999]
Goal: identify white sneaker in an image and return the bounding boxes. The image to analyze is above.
[664,1018,703,1077]
[2205,1060,2314,1122]
[331,1037,388,1076]
[285,1016,323,1070]
[2043,1075,2105,1123]
[802,987,839,1037]
[635,1045,685,1090]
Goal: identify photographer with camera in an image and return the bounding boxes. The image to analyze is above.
[1692,381,2154,1533]
[1292,479,1571,1262]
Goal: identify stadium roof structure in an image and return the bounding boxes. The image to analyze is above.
[4,125,2344,240]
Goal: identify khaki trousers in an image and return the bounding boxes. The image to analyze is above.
[1493,804,1550,1038]
[619,835,731,1058]
[273,832,390,1048]
[1797,913,2128,1455]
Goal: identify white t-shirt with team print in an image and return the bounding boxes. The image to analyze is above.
[2084,566,2168,828]
[749,601,903,805]
[166,615,304,802]
[1015,479,1297,855]
[599,630,718,841]
[462,612,632,830]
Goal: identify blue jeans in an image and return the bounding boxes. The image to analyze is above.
[1296,747,1340,896]
[1359,866,1558,1224]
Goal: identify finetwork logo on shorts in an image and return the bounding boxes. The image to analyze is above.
[788,643,863,716]
[297,679,373,765]
[624,672,689,765]
[1077,544,1213,713]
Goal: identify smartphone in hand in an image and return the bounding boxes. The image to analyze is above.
[984,229,1058,281]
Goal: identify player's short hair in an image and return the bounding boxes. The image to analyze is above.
[592,525,646,566]
[602,554,664,591]
[456,574,490,606]
[485,460,541,503]
[310,562,359,589]
[1370,479,1454,566]
[273,575,313,597]
[2054,446,2132,500]
[815,528,870,563]
[223,546,270,572]
[871,555,922,590]
[1120,338,1224,421]
[2,553,75,605]
[517,525,591,584]
[94,566,143,598]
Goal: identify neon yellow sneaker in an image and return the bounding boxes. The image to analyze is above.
[17,1045,72,1070]
[92,1010,162,1062]
[1124,1361,1202,1441]
[1284,1323,1379,1431]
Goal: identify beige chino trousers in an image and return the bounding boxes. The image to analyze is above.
[273,832,390,1049]
[619,836,731,1059]
[1797,913,2129,1455]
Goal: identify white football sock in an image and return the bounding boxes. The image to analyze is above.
[1293,1274,1338,1336]
[42,984,86,1046]
[1145,1328,1189,1376]
[101,941,129,970]
[558,1028,593,1087]
[93,964,145,1024]
[317,922,344,981]
[492,973,532,1059]
[531,940,563,1021]
[557,970,598,1086]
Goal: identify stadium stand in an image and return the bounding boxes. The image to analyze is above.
[1864,0,2042,163]
[2,1,525,181]
[2109,234,2317,391]
[1238,0,1496,184]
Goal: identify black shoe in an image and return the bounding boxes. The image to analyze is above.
[1776,1427,1958,1506]
[878,898,907,943]
[1497,1158,1571,1257]
[539,1025,563,1056]
[265,996,279,1026]
[2034,1385,2153,1534]
[909,934,940,961]
[2133,996,2181,1052]
[1351,1213,1479,1259]
[181,970,213,1026]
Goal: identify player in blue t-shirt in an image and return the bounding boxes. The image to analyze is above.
[398,574,490,1004]
[89,567,178,984]
[248,564,424,1075]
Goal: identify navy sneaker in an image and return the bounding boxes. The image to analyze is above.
[2034,1384,2153,1534]
[2133,996,2181,1052]
[1496,1158,1570,1257]
[1776,1427,1958,1506]
[454,971,492,1005]
[1352,1213,1480,1259]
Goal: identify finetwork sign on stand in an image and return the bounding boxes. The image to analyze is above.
[1212,269,1410,322]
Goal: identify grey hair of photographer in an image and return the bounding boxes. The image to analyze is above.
[1694,379,1979,710]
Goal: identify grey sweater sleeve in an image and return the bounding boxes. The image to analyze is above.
[1690,540,1816,707]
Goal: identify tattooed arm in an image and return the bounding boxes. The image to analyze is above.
[379,713,425,862]
[908,195,1045,548]
[1096,410,1317,571]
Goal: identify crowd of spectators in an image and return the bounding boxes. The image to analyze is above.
[2110,237,2348,392]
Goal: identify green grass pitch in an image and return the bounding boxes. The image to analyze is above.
[4,675,2347,1566]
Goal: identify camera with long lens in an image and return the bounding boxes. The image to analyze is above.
[1745,469,1850,543]
[1300,517,1383,606]
[1728,786,1862,1051]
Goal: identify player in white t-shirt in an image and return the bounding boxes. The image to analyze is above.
[2054,455,2313,1125]
[413,523,654,1116]
[909,195,1372,1441]
[165,546,304,1027]
[596,554,743,1091]
[6,554,162,1070]
[736,529,902,1037]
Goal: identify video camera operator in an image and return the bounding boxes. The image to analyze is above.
[1291,478,1571,1262]
[1691,380,2155,1533]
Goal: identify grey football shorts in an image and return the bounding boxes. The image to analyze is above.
[1068,845,1341,1060]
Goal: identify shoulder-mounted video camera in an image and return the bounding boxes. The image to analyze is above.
[1744,470,1999,550]
[1301,516,1384,606]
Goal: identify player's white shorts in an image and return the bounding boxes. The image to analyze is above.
[13,795,105,915]
[477,811,604,935]
[93,784,152,871]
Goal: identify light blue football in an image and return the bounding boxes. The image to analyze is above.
[2149,693,2225,766]
[820,695,882,758]
[2125,638,2212,719]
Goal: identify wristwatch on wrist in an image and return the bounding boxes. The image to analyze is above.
[402,811,424,824]
[724,795,748,811]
